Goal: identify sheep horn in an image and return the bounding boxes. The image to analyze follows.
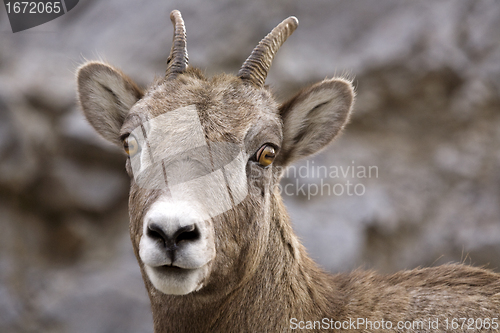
[166,10,189,80]
[238,16,298,87]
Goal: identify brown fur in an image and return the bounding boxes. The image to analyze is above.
[77,17,500,333]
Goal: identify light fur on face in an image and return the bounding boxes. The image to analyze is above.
[140,198,215,295]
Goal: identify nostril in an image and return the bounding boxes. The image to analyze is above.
[147,223,169,244]
[174,224,200,244]
[147,223,200,247]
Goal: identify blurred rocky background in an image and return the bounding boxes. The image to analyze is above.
[1,0,499,332]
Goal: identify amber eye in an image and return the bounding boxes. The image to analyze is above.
[256,144,276,167]
[123,135,139,156]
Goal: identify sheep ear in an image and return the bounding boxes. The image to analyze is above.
[77,61,143,146]
[276,79,354,166]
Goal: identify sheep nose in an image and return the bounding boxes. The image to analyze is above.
[147,222,200,250]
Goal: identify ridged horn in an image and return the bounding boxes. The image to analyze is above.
[238,16,298,87]
[165,10,188,80]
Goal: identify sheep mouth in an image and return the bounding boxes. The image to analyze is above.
[155,265,191,273]
[144,262,211,295]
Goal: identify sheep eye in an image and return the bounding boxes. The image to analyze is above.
[256,144,276,167]
[124,135,139,157]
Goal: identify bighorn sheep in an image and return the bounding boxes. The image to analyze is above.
[77,10,500,333]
